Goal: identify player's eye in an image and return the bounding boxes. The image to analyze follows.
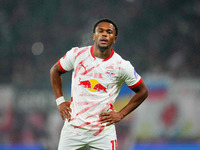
[107,30,112,34]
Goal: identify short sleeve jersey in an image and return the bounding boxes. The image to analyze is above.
[58,46,142,136]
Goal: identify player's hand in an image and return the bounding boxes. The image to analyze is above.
[57,101,72,121]
[99,111,124,126]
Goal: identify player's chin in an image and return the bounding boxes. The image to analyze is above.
[98,45,109,52]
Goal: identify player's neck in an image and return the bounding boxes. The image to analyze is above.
[93,45,112,60]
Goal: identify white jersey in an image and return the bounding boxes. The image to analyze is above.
[58,45,142,136]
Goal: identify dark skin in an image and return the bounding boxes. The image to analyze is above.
[50,63,72,121]
[92,22,117,57]
[50,22,148,125]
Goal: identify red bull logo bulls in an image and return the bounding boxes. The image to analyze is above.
[79,79,107,93]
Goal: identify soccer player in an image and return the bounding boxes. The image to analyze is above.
[50,19,148,150]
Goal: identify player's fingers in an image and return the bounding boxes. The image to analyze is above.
[66,110,71,119]
[99,115,107,121]
[100,113,112,119]
[63,110,71,120]
[60,112,65,121]
[100,112,109,117]
[106,121,114,126]
[68,107,72,112]
[100,116,112,123]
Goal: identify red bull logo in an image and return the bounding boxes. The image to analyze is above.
[79,79,107,93]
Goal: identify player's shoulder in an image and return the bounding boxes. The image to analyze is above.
[113,51,131,66]
[113,52,136,75]
[69,45,91,53]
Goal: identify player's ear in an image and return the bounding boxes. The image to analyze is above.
[93,33,95,41]
[113,36,117,44]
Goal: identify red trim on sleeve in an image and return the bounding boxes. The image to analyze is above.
[110,104,114,110]
[128,78,143,89]
[58,59,68,72]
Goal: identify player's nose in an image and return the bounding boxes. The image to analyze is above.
[102,31,108,36]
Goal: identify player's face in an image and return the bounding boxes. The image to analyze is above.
[93,22,117,52]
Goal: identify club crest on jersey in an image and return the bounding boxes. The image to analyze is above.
[105,70,115,78]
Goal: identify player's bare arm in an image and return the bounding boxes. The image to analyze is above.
[50,62,72,121]
[100,81,148,126]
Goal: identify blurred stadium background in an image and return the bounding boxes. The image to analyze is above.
[1,0,200,150]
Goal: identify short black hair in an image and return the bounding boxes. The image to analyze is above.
[93,19,118,36]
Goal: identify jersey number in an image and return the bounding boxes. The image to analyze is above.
[110,140,117,150]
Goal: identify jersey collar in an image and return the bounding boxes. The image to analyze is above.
[90,46,114,62]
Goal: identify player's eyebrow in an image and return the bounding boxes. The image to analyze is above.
[97,27,114,32]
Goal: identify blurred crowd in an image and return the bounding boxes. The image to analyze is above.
[1,0,200,89]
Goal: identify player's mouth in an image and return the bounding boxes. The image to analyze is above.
[99,38,108,44]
